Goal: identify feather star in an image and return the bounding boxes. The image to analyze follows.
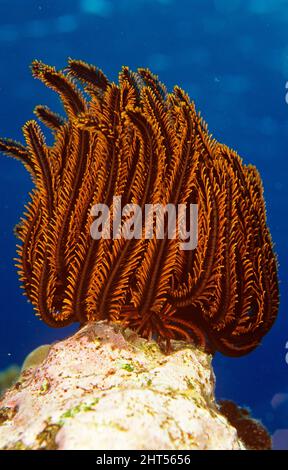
[0,59,279,355]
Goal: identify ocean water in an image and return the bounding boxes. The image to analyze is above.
[0,0,287,448]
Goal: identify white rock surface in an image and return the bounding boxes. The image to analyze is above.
[0,321,245,450]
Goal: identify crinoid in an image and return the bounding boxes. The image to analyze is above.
[0,60,279,355]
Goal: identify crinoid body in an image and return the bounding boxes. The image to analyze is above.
[0,60,279,355]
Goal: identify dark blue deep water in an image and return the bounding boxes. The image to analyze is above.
[0,0,287,448]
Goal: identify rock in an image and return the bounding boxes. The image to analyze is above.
[0,365,20,397]
[21,344,51,372]
[0,321,245,450]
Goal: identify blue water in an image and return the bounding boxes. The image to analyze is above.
[0,0,287,446]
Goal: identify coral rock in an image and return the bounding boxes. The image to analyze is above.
[0,322,245,450]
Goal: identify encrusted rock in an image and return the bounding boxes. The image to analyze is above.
[0,321,245,450]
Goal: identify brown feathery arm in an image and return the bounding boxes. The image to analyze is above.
[0,137,35,176]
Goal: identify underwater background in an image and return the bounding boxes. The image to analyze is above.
[0,0,287,448]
